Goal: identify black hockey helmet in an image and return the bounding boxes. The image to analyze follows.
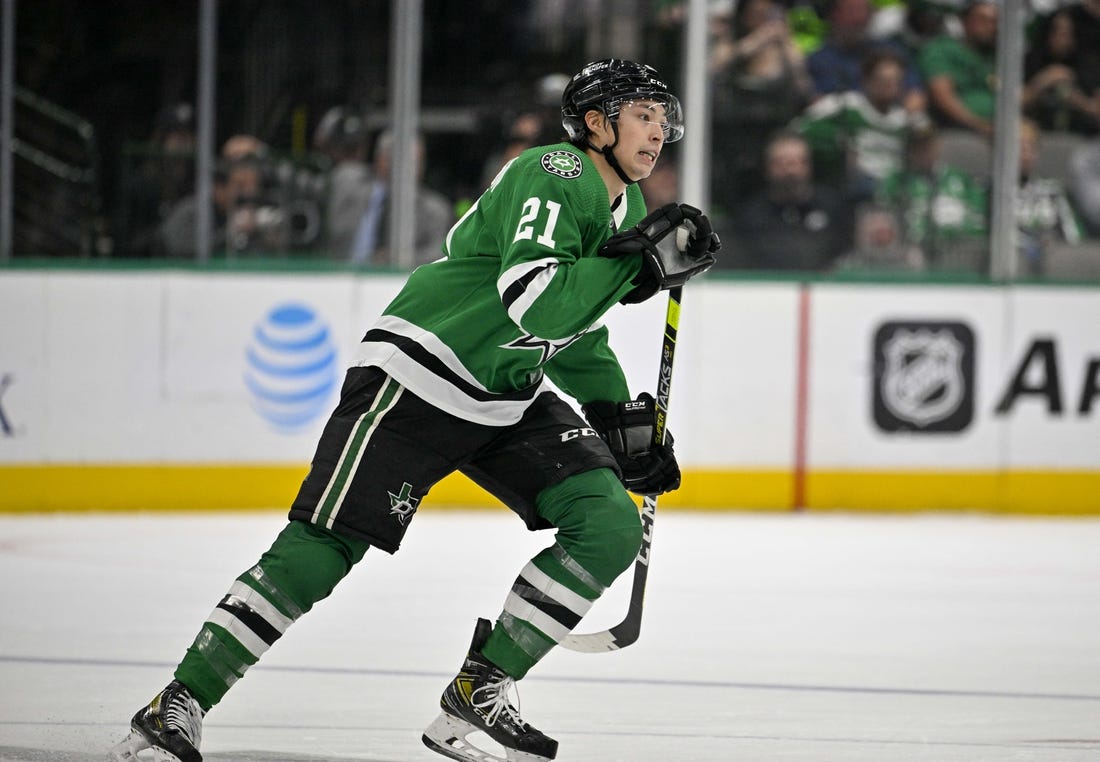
[561,59,684,144]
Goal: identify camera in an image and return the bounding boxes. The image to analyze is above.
[225,158,325,254]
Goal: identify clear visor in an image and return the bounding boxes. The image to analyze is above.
[613,97,684,143]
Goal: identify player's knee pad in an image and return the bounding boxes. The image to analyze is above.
[255,520,370,612]
[537,468,643,587]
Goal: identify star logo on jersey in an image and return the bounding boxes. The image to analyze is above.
[388,482,420,525]
[503,331,587,364]
[541,150,583,179]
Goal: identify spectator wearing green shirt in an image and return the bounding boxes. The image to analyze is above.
[1016,118,1087,274]
[919,0,998,137]
[796,48,927,200]
[877,124,989,270]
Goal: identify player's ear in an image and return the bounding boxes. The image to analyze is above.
[583,109,610,143]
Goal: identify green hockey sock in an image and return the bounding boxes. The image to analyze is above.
[482,468,642,678]
[174,519,369,710]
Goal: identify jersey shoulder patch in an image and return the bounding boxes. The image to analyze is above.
[540,149,584,179]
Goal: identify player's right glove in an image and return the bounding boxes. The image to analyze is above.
[599,202,721,304]
[582,393,682,496]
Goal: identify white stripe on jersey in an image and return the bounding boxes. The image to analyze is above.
[351,316,545,426]
[356,315,490,390]
[498,257,559,328]
[612,187,631,231]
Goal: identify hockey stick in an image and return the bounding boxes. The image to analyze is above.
[561,285,682,653]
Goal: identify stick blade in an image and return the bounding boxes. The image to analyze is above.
[559,617,641,653]
[560,630,622,653]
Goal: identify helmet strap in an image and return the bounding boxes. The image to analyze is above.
[590,121,635,186]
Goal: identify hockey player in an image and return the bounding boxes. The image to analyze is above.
[108,58,719,762]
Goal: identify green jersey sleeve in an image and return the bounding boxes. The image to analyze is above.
[449,145,644,341]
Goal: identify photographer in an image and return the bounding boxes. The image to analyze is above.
[156,154,272,258]
[156,148,323,258]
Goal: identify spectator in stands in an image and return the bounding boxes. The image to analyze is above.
[347,129,454,268]
[806,0,925,113]
[704,0,818,211]
[796,48,927,201]
[480,73,571,189]
[876,124,988,269]
[155,132,296,257]
[870,0,948,65]
[708,0,814,207]
[119,103,196,257]
[1024,9,1100,135]
[156,154,271,258]
[1068,138,1100,234]
[312,106,373,259]
[1066,0,1100,129]
[221,134,269,162]
[1016,118,1086,274]
[919,0,998,138]
[723,130,853,270]
[834,203,925,271]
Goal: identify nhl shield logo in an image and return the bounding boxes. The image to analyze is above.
[873,321,975,432]
[541,150,583,179]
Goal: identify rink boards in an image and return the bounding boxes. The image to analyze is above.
[1,269,1098,513]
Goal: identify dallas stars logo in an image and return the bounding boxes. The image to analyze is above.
[388,482,420,525]
[503,331,587,364]
[541,150,583,179]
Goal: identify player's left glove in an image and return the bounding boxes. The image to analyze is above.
[599,202,721,304]
[582,393,681,496]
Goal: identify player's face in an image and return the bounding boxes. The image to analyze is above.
[613,100,668,181]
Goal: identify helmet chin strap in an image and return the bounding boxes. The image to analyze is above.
[589,122,636,186]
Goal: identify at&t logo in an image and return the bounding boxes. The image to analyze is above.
[244,303,338,432]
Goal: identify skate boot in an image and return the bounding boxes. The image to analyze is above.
[423,618,558,762]
[107,680,205,762]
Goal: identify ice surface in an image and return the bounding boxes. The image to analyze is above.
[1,510,1098,761]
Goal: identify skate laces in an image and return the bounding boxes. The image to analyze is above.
[162,686,204,745]
[470,674,524,728]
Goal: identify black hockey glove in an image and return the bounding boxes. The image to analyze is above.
[582,393,682,496]
[599,202,721,304]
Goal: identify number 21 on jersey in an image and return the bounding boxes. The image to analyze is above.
[514,197,561,248]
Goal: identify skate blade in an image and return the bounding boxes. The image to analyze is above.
[106,730,150,761]
[422,712,551,762]
[106,729,189,762]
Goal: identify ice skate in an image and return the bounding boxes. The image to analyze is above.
[423,618,558,762]
[107,680,205,762]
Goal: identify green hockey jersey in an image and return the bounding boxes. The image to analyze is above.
[351,143,649,426]
[796,91,912,186]
[877,164,988,248]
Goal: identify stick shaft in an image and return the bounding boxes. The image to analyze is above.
[560,286,682,652]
